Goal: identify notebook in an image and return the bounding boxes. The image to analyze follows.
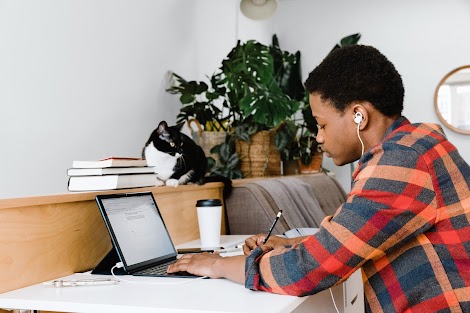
[94,191,198,278]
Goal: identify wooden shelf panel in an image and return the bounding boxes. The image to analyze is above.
[0,183,224,294]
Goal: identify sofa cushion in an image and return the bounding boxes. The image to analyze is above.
[225,173,347,235]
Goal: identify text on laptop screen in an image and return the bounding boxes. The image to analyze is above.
[101,194,176,266]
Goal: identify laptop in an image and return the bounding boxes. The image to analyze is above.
[94,191,198,278]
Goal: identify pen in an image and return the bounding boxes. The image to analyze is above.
[216,247,243,253]
[263,210,283,244]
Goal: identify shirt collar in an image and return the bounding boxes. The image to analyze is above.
[382,116,410,141]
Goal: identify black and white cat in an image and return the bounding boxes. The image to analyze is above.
[143,121,208,187]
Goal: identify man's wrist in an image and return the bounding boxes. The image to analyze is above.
[214,255,246,284]
[286,236,307,246]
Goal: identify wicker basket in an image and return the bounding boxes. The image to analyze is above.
[188,119,226,162]
[235,130,281,178]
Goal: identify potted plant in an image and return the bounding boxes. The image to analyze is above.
[168,36,300,178]
[228,37,301,178]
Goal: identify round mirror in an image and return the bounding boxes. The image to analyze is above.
[434,65,470,135]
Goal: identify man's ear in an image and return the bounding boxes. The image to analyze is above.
[351,103,369,130]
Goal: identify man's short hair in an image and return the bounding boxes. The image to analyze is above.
[304,45,404,117]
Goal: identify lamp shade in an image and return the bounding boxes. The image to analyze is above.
[240,0,278,20]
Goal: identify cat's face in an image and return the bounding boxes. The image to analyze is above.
[153,121,184,157]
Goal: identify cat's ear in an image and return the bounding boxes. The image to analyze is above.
[175,121,185,131]
[157,121,168,134]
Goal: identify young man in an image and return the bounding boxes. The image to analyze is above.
[168,45,470,312]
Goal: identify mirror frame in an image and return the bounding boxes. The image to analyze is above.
[434,65,470,135]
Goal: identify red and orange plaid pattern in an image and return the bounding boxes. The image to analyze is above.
[245,117,470,313]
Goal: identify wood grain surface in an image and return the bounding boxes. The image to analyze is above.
[0,183,224,294]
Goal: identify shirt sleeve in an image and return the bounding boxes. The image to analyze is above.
[245,144,437,296]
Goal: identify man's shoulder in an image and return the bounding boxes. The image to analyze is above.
[384,121,448,153]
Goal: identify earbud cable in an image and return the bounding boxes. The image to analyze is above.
[329,288,340,313]
[357,122,364,156]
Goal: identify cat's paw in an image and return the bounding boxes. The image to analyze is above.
[155,179,165,187]
[166,179,179,188]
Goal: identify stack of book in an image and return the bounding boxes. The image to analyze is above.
[67,157,157,192]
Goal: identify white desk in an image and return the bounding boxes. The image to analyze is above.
[0,235,363,313]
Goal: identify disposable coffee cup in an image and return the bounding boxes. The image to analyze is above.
[196,199,222,248]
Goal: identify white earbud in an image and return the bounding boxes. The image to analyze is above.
[354,112,363,124]
[354,112,365,156]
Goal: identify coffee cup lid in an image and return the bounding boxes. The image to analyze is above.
[196,199,222,207]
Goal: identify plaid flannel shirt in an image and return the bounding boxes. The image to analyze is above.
[245,116,470,312]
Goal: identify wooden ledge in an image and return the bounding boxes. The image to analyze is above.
[0,182,223,210]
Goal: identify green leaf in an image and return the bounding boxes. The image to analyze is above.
[226,153,240,169]
[302,105,318,133]
[207,157,216,170]
[246,124,261,136]
[210,143,221,155]
[180,93,195,104]
[300,153,313,166]
[331,33,362,53]
[340,33,361,47]
[275,130,290,151]
[236,130,251,142]
[271,35,305,101]
[239,89,298,128]
[220,40,274,95]
[219,140,236,163]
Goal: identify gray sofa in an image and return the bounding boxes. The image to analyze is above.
[225,173,347,236]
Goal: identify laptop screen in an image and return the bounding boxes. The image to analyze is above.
[96,192,177,271]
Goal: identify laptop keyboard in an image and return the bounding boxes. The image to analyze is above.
[135,259,177,275]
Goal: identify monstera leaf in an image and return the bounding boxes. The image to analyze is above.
[220,40,274,88]
[216,39,299,129]
[239,89,299,129]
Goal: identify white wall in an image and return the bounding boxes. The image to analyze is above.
[1,0,469,198]
[0,0,237,198]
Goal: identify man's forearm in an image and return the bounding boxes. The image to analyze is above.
[215,255,246,284]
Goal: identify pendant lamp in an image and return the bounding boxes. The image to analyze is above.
[240,0,278,20]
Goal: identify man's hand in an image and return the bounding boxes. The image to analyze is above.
[243,234,294,255]
[167,253,246,284]
[168,253,222,278]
